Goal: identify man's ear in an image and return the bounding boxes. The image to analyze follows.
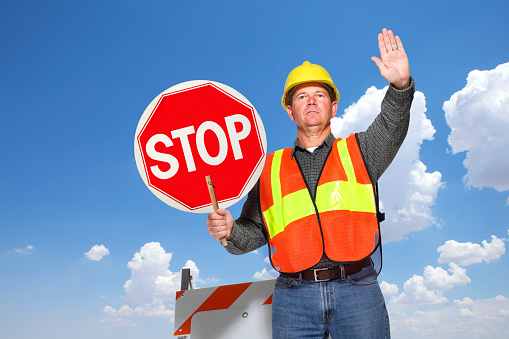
[331,101,338,118]
[286,105,295,121]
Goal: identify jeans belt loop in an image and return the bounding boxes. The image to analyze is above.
[339,264,346,280]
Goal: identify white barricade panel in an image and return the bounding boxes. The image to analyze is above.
[191,304,272,339]
[174,279,275,338]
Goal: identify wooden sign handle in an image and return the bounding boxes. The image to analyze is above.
[205,175,228,247]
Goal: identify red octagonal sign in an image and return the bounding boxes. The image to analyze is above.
[134,81,266,213]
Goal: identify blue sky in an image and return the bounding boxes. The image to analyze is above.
[1,1,508,338]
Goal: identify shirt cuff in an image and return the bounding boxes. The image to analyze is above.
[226,222,241,244]
[387,77,415,100]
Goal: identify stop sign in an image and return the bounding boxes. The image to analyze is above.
[134,80,266,213]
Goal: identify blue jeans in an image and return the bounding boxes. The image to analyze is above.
[272,266,390,339]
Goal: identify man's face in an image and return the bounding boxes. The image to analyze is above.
[286,83,338,131]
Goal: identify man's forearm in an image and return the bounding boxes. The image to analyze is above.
[224,181,267,255]
[358,77,415,183]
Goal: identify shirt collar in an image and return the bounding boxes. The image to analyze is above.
[290,133,336,159]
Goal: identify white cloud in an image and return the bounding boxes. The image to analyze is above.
[10,245,33,255]
[388,295,509,338]
[380,281,399,297]
[123,242,180,305]
[495,295,507,301]
[253,257,279,280]
[459,307,475,317]
[84,244,110,261]
[331,86,443,242]
[423,263,470,291]
[437,235,506,266]
[103,242,212,324]
[253,268,278,280]
[389,264,470,306]
[391,275,448,305]
[444,62,509,193]
[103,299,173,318]
[454,297,474,306]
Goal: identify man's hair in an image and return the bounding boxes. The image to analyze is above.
[287,82,335,107]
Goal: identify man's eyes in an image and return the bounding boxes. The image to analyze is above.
[297,93,325,100]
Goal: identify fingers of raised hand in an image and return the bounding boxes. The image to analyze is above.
[380,28,404,55]
[387,29,398,50]
[377,32,387,56]
[395,35,405,53]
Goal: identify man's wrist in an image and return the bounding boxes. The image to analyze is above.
[392,78,411,90]
[387,77,415,101]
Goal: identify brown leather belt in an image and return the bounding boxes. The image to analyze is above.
[282,258,372,282]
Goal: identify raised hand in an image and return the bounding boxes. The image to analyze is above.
[371,28,410,90]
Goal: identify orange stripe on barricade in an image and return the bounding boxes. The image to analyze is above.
[174,282,253,336]
[263,294,273,305]
[176,290,185,299]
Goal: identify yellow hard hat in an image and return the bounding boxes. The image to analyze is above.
[281,61,340,109]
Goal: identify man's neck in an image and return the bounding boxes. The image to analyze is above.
[297,127,331,148]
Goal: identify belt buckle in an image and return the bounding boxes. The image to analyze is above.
[313,268,330,282]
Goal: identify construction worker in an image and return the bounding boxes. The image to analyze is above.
[206,28,414,338]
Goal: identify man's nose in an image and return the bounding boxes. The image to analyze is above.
[307,97,317,105]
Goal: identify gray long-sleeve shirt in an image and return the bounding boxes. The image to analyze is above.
[225,78,415,269]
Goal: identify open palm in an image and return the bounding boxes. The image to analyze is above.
[371,28,410,90]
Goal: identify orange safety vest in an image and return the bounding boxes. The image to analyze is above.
[259,134,380,273]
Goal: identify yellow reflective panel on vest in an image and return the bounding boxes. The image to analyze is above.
[315,181,376,213]
[263,188,316,239]
[265,181,375,235]
[264,150,284,238]
[270,150,284,205]
[336,138,356,182]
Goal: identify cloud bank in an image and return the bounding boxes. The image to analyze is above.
[444,62,509,193]
[382,231,508,338]
[107,242,188,320]
[389,295,509,339]
[102,242,214,327]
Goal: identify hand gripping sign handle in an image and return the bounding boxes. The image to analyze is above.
[205,175,228,247]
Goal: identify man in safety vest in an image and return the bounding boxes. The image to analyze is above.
[207,28,414,338]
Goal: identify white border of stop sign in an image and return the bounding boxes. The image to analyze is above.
[134,80,267,213]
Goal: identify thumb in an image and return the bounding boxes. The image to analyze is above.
[216,208,230,217]
[371,56,386,72]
